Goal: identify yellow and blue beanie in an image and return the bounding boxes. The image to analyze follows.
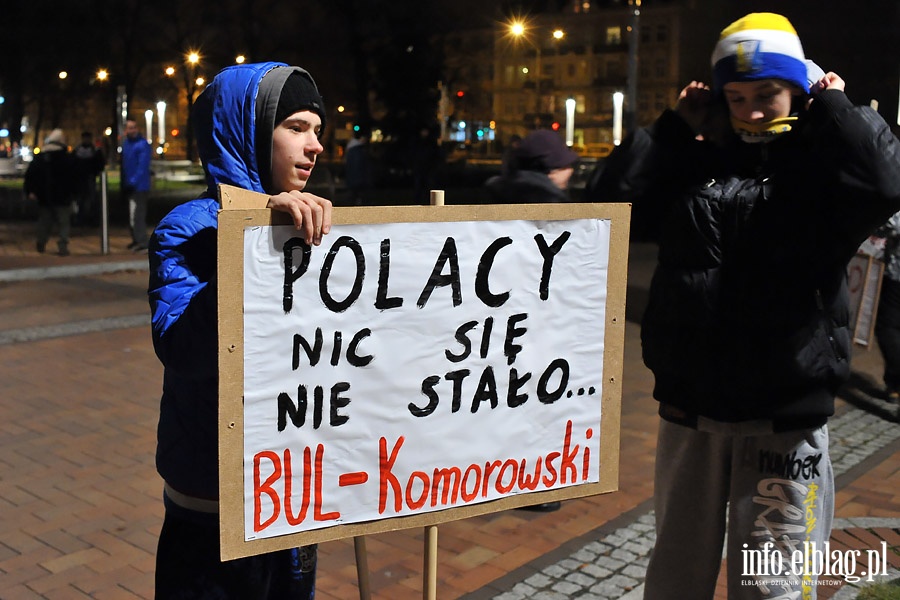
[711,13,808,92]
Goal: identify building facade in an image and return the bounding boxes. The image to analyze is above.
[444,0,685,155]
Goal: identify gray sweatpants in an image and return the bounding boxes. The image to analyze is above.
[644,417,833,600]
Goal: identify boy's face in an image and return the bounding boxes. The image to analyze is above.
[271,109,324,193]
[723,79,796,124]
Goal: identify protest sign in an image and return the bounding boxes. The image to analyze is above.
[847,252,884,348]
[217,185,630,560]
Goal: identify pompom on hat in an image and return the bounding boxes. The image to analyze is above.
[711,13,809,93]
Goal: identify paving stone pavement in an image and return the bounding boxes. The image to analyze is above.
[476,407,900,600]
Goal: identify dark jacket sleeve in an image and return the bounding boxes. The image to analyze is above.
[586,109,710,241]
[804,89,900,256]
[148,199,219,378]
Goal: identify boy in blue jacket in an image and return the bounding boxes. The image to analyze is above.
[148,62,332,599]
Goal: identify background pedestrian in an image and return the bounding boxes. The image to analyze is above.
[486,128,578,204]
[874,211,900,403]
[24,128,76,256]
[121,118,152,252]
[72,131,105,226]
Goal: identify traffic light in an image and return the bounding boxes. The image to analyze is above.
[551,122,560,131]
[456,90,465,98]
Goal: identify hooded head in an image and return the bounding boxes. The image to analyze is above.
[192,62,326,196]
[43,129,66,149]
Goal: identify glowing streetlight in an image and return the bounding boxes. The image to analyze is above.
[612,92,624,146]
[509,21,542,114]
[235,55,246,64]
[508,21,566,117]
[565,97,576,147]
[144,109,154,147]
[96,69,109,82]
[156,101,167,148]
[58,71,68,80]
[187,51,200,66]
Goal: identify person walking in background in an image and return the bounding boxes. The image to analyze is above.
[485,129,578,204]
[24,128,76,256]
[590,13,900,599]
[72,131,105,226]
[874,210,900,403]
[148,61,331,600]
[343,128,371,205]
[121,118,152,252]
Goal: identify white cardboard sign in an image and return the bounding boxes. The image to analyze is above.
[241,217,610,541]
[216,189,630,560]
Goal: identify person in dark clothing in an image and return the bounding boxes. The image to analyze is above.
[874,211,900,402]
[24,129,76,256]
[590,13,900,599]
[148,62,331,600]
[485,129,578,204]
[72,131,105,225]
[343,129,371,205]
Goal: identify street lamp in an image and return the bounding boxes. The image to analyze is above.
[612,92,624,146]
[565,97,576,147]
[156,101,167,152]
[509,20,542,115]
[508,21,567,123]
[144,109,153,148]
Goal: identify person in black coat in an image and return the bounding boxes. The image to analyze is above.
[589,13,900,599]
[486,129,578,204]
[24,129,76,255]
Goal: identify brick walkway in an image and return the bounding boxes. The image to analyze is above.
[0,223,897,599]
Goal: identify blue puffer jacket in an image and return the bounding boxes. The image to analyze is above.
[148,62,317,499]
[122,135,152,192]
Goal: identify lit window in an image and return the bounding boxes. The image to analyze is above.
[606,26,621,45]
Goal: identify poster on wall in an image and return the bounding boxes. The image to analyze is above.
[217,185,631,560]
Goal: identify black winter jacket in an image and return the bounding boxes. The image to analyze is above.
[592,89,900,424]
[485,169,571,204]
[23,143,75,207]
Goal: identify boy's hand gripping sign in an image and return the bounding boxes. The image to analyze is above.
[217,185,630,560]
